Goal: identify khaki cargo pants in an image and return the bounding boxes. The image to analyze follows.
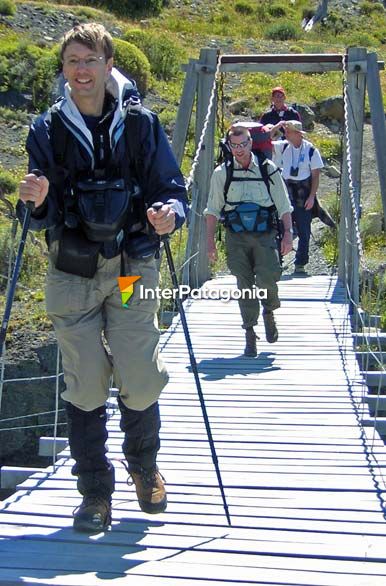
[45,248,168,412]
[225,229,282,329]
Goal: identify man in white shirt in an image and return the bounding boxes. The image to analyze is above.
[204,125,293,357]
[271,120,324,274]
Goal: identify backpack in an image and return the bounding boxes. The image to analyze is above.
[217,132,280,234]
[231,120,273,159]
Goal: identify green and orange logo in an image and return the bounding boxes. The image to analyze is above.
[117,276,141,307]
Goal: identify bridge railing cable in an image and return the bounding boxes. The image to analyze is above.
[338,52,386,490]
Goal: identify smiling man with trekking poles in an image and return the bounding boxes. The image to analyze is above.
[16,23,188,533]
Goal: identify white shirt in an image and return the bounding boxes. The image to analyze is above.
[272,139,324,181]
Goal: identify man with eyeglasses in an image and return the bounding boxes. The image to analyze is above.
[204,126,293,357]
[17,23,188,533]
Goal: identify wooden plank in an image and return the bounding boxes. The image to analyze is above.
[1,276,386,586]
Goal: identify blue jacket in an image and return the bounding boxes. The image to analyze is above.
[17,69,188,256]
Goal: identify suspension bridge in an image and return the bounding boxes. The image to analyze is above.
[0,273,386,585]
[0,47,386,584]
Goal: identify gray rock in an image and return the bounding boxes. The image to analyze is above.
[0,333,66,465]
[0,90,33,110]
[295,104,315,131]
[324,165,341,178]
[229,98,252,115]
[314,96,344,123]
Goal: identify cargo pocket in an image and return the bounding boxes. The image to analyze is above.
[45,270,91,316]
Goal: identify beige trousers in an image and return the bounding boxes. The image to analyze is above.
[45,249,168,412]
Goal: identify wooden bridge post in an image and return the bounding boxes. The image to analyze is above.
[183,48,218,289]
[338,47,367,308]
[366,51,386,229]
[172,58,198,166]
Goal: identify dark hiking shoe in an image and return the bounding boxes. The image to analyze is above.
[244,328,257,357]
[73,496,112,533]
[130,467,167,514]
[263,311,278,343]
[294,264,307,274]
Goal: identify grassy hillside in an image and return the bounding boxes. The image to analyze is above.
[0,0,385,332]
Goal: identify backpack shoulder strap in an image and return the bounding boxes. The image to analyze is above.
[49,107,69,167]
[123,98,155,185]
[217,139,234,201]
[47,105,77,186]
[255,151,280,201]
[309,146,315,160]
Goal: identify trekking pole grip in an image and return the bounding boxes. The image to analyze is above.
[26,169,44,212]
[151,202,169,242]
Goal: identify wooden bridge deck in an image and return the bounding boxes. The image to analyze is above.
[1,275,386,586]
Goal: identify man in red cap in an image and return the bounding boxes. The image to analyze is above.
[259,87,301,137]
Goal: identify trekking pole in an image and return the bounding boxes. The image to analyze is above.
[152,203,231,526]
[0,170,42,361]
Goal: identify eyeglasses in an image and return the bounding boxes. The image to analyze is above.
[63,56,105,68]
[229,139,250,150]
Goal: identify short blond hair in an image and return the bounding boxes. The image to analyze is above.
[60,23,114,61]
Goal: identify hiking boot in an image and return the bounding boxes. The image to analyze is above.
[294,264,306,274]
[130,467,167,514]
[263,310,278,343]
[244,327,257,357]
[73,495,112,533]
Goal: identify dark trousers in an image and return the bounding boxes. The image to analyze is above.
[65,399,161,499]
[286,178,312,266]
[292,205,312,266]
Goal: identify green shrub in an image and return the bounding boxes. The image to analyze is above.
[374,27,386,44]
[123,29,185,81]
[268,4,287,18]
[311,136,342,161]
[289,45,304,53]
[0,107,29,125]
[359,1,384,16]
[344,31,379,47]
[266,21,300,41]
[234,1,254,15]
[112,39,151,95]
[0,0,16,16]
[99,0,163,16]
[33,48,61,112]
[0,39,61,111]
[0,168,18,194]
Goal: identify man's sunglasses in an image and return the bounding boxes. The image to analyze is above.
[228,139,250,149]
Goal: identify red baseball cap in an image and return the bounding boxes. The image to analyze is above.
[271,86,286,96]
